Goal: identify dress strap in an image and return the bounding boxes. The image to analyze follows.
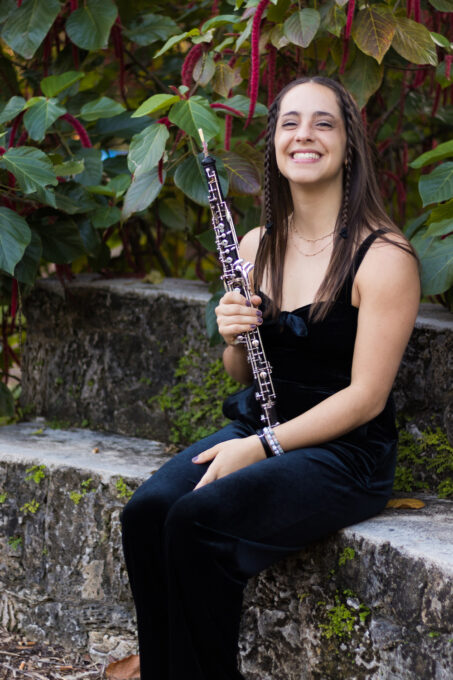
[340,229,386,304]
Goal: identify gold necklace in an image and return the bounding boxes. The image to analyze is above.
[289,216,334,243]
[290,233,333,257]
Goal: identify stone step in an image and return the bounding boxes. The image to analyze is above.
[1,422,452,678]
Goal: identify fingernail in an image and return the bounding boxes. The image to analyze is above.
[256,310,263,317]
[250,324,256,330]
[257,318,263,325]
[246,301,251,307]
[192,455,199,462]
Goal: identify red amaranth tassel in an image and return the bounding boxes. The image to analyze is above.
[361,107,367,131]
[70,0,78,8]
[406,0,413,17]
[267,44,276,106]
[156,116,171,129]
[245,0,270,128]
[210,102,244,117]
[61,113,92,147]
[43,34,51,77]
[181,44,204,87]
[157,157,164,184]
[345,0,355,39]
[339,39,349,75]
[413,0,421,22]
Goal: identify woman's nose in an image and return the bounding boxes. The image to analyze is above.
[295,125,313,142]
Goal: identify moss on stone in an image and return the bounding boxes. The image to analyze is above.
[394,426,453,498]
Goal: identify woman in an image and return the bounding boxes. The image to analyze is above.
[121,77,420,680]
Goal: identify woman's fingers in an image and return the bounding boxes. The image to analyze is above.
[191,446,218,464]
[215,292,263,343]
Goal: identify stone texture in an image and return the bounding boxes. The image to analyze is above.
[21,278,453,444]
[0,422,452,677]
[21,276,221,442]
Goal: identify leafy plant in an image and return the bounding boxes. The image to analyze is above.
[0,0,451,415]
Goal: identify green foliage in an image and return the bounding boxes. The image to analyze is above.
[69,477,94,504]
[318,590,370,640]
[8,535,22,550]
[25,464,46,484]
[338,547,355,567]
[115,476,134,500]
[394,426,453,498]
[0,491,7,503]
[20,499,40,515]
[0,0,451,408]
[151,350,239,447]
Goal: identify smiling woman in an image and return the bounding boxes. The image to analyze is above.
[121,77,421,680]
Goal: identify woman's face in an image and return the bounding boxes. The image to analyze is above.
[274,82,347,191]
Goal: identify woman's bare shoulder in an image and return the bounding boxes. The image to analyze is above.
[238,226,264,262]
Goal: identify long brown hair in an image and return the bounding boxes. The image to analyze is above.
[253,76,416,321]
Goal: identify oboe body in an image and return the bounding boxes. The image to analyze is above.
[198,130,279,428]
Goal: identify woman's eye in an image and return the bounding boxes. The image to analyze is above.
[317,121,332,128]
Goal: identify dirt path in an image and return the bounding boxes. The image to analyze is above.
[0,627,106,679]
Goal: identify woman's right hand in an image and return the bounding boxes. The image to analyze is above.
[215,291,263,346]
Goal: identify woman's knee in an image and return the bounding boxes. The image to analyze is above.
[120,478,178,535]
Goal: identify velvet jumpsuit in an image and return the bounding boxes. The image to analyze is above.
[121,231,398,680]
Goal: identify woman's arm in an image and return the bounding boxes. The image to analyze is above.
[272,238,420,451]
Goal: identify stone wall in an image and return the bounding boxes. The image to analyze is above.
[0,423,452,678]
[21,276,222,442]
[21,276,453,442]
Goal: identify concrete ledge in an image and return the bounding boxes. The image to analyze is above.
[1,422,452,677]
[20,277,453,443]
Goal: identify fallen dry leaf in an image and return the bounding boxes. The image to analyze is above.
[386,498,426,509]
[106,654,140,679]
[92,447,100,453]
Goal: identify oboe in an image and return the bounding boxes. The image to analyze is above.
[198,129,279,428]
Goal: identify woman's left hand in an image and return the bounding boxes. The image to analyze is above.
[193,436,266,490]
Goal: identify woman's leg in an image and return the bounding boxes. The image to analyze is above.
[120,421,252,680]
[162,445,391,680]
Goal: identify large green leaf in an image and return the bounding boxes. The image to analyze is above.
[419,163,453,206]
[53,159,85,176]
[212,63,241,97]
[80,97,126,122]
[158,198,195,231]
[0,0,15,23]
[122,167,166,219]
[53,183,97,214]
[65,0,118,50]
[425,199,453,237]
[219,151,261,196]
[14,230,42,285]
[154,28,200,59]
[201,14,242,32]
[23,97,66,142]
[92,111,150,141]
[283,9,321,48]
[85,174,131,198]
[0,207,31,276]
[77,217,101,257]
[90,205,122,229]
[352,6,395,64]
[428,0,453,9]
[127,123,169,177]
[74,148,103,186]
[41,71,85,98]
[1,0,61,59]
[323,3,346,38]
[169,96,220,142]
[193,53,216,88]
[35,218,87,263]
[340,51,383,109]
[174,154,228,207]
[216,95,267,118]
[410,140,453,169]
[132,94,180,118]
[0,147,57,194]
[392,17,438,66]
[124,13,178,46]
[0,383,14,418]
[0,96,26,124]
[411,232,453,295]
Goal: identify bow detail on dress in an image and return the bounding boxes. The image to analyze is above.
[278,311,308,336]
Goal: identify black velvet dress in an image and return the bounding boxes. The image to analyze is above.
[121,230,398,680]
